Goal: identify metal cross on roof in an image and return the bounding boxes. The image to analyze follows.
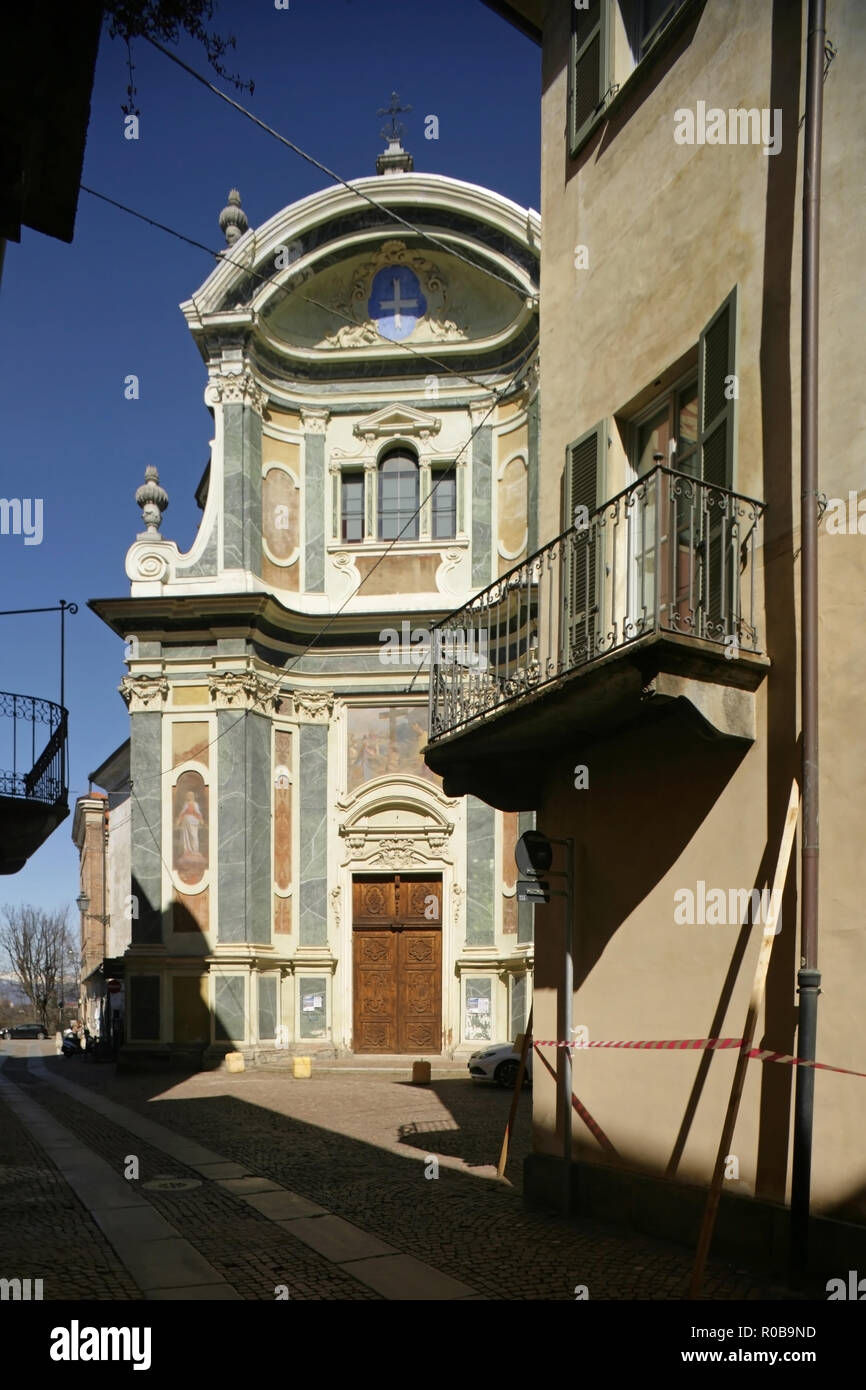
[378,91,412,144]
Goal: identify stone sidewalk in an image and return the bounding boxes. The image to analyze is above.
[0,1052,820,1301]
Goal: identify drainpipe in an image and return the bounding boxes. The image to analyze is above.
[102,799,109,1040]
[791,0,825,1274]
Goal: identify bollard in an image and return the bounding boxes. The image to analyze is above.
[293,1056,312,1079]
[225,1051,245,1073]
[412,1060,431,1085]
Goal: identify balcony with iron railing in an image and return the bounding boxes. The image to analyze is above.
[425,466,769,809]
[0,691,70,873]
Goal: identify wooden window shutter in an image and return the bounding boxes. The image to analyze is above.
[698,289,738,637]
[569,0,610,155]
[563,422,607,662]
[698,286,738,490]
[565,420,607,525]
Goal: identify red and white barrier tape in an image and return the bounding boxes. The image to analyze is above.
[532,1037,866,1080]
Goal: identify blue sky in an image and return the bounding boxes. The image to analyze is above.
[0,0,539,916]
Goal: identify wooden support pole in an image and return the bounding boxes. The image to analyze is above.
[497,1006,533,1180]
[688,781,801,1298]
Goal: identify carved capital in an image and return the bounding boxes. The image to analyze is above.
[208,671,283,712]
[205,370,268,415]
[468,396,496,428]
[300,407,329,435]
[292,689,335,722]
[119,675,169,711]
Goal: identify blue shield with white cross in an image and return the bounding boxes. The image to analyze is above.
[368,265,426,342]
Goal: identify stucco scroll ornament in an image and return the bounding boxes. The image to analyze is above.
[292,690,335,722]
[204,371,268,416]
[319,239,466,348]
[125,544,175,585]
[369,837,424,869]
[329,886,342,934]
[452,882,463,933]
[118,675,170,711]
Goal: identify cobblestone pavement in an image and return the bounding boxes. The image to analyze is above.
[11,1055,820,1302]
[0,1073,142,1300]
[3,1058,379,1301]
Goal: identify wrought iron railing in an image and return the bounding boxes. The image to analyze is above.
[0,692,68,804]
[429,466,765,741]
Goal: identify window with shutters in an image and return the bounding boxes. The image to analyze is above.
[631,374,698,480]
[570,0,694,157]
[563,422,607,664]
[621,287,738,640]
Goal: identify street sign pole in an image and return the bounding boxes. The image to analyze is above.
[515,830,575,1216]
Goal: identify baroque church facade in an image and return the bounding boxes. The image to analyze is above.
[92,136,540,1064]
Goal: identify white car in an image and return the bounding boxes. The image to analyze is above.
[467,1041,532,1088]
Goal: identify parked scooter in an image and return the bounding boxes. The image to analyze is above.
[61,1027,86,1058]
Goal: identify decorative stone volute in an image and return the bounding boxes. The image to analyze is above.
[135,465,169,539]
[219,189,249,246]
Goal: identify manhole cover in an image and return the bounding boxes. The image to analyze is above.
[142,1176,202,1192]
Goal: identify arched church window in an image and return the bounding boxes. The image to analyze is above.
[378,448,419,541]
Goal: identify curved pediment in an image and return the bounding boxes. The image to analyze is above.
[337,777,456,868]
[181,173,539,372]
[258,238,528,360]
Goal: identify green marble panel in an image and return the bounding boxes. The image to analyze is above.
[305,432,325,592]
[215,975,246,1041]
[471,425,492,586]
[465,796,495,946]
[298,723,328,945]
[245,711,271,945]
[527,393,539,556]
[130,712,163,944]
[258,975,277,1041]
[223,404,245,573]
[216,709,246,943]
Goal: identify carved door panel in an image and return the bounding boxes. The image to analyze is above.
[399,878,442,927]
[352,874,442,1054]
[352,876,399,925]
[353,930,398,1053]
[397,930,442,1053]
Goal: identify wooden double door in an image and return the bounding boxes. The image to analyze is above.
[352,874,442,1054]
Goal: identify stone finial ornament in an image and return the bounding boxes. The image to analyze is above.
[135,465,169,538]
[219,189,249,245]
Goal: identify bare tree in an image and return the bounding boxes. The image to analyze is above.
[104,1,254,92]
[0,906,76,1032]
